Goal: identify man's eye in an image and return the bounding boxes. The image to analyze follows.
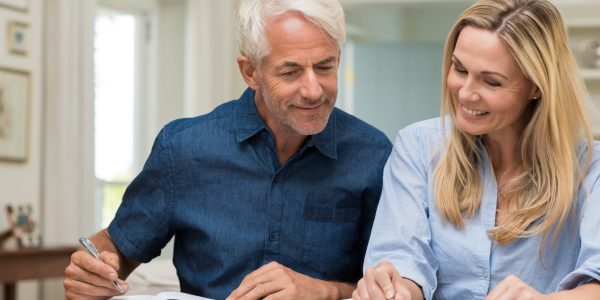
[316,66,334,72]
[281,71,298,77]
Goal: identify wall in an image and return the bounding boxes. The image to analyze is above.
[341,2,469,139]
[347,42,444,139]
[0,0,44,299]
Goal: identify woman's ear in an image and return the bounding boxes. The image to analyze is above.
[237,56,259,90]
[529,86,541,100]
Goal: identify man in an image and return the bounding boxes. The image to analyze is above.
[64,0,392,299]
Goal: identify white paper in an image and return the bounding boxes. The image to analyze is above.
[111,291,212,300]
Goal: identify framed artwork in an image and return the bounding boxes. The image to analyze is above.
[7,21,29,55]
[0,66,29,162]
[0,0,28,12]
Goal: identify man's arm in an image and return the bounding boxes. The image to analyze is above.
[90,228,140,279]
[64,228,140,299]
[227,261,355,300]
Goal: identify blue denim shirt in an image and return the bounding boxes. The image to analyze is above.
[365,118,600,299]
[108,88,392,299]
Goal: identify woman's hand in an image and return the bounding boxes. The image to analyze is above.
[486,275,550,300]
[353,261,423,300]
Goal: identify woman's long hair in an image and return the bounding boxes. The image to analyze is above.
[434,0,594,244]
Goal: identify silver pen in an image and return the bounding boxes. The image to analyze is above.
[78,237,125,294]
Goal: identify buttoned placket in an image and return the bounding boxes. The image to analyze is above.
[261,131,315,264]
[480,146,498,297]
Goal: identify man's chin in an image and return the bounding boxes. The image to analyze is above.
[290,122,328,136]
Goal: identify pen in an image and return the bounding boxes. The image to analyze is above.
[78,237,125,294]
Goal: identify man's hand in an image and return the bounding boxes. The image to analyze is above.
[63,249,129,299]
[486,275,550,300]
[353,261,423,300]
[226,261,353,300]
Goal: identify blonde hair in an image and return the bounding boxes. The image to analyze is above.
[434,0,594,244]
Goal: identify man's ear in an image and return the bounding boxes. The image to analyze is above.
[237,56,259,90]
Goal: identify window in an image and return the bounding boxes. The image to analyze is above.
[93,1,157,228]
[94,8,137,227]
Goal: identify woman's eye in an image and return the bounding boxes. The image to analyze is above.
[485,80,501,87]
[455,68,467,74]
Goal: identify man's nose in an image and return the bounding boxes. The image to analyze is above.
[299,70,323,101]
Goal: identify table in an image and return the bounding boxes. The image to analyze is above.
[0,246,77,300]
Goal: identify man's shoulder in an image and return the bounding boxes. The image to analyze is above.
[161,100,238,137]
[333,108,391,148]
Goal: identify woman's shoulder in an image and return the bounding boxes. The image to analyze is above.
[388,118,449,166]
[402,117,446,132]
[588,140,600,174]
[394,117,448,146]
[396,117,447,138]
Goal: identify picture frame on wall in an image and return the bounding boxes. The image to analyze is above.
[7,21,29,55]
[0,66,30,162]
[0,0,28,12]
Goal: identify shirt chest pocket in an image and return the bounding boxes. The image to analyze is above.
[301,206,361,274]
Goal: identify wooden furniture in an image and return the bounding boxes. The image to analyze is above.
[0,246,77,300]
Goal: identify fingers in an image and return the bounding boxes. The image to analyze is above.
[354,276,377,300]
[73,250,120,281]
[374,266,396,299]
[364,267,388,300]
[228,261,329,300]
[235,281,283,300]
[486,275,543,300]
[64,250,128,299]
[100,251,121,272]
[392,277,413,300]
[353,261,414,300]
[354,262,397,300]
[64,276,127,299]
[227,262,284,300]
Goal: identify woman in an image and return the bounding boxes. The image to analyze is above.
[354,0,600,299]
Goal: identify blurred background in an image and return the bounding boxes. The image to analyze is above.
[0,0,599,299]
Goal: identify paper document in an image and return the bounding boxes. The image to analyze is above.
[111,291,212,300]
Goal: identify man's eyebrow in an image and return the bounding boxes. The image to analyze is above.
[280,61,301,68]
[278,56,337,68]
[316,56,337,65]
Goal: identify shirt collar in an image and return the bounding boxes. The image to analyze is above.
[234,88,266,143]
[233,88,338,160]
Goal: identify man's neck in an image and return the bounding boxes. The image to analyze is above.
[271,127,308,166]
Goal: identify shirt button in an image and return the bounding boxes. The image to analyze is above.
[268,232,280,241]
[482,272,489,280]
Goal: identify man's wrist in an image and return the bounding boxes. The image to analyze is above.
[320,280,355,299]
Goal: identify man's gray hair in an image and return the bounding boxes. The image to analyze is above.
[234,0,346,64]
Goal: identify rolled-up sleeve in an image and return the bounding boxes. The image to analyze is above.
[558,144,600,290]
[108,126,175,263]
[364,125,438,300]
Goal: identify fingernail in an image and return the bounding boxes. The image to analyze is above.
[386,290,394,299]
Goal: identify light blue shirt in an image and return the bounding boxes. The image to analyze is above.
[365,118,600,299]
